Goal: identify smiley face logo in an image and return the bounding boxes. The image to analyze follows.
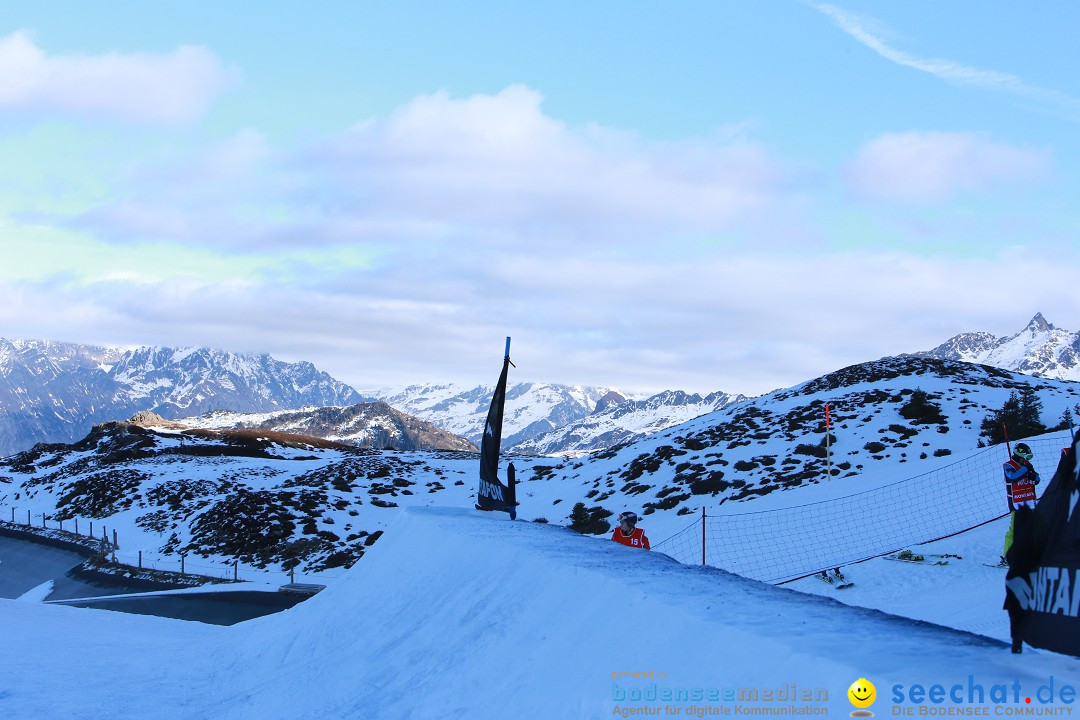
[848,678,876,710]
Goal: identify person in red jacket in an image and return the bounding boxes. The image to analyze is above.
[612,511,650,550]
[1002,442,1040,654]
[1003,442,1041,559]
[1004,442,1040,513]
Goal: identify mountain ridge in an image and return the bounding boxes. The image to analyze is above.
[0,338,367,456]
[914,312,1080,381]
[174,402,477,452]
[4,314,1077,459]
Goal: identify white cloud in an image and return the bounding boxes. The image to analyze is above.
[68,85,796,248]
[307,85,796,245]
[811,4,1080,116]
[847,131,1051,204]
[0,30,238,123]
[6,86,1075,396]
[3,246,1078,397]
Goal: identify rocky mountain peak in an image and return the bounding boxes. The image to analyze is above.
[914,314,1080,382]
[593,390,629,414]
[1022,312,1053,335]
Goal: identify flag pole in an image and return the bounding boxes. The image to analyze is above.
[701,506,706,566]
[825,402,832,480]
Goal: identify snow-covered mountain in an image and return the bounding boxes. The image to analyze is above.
[511,388,746,456]
[174,403,477,452]
[366,381,642,448]
[0,339,367,456]
[0,337,742,459]
[367,382,747,456]
[3,354,1077,580]
[915,313,1080,380]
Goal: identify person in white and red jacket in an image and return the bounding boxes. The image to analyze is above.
[611,511,650,550]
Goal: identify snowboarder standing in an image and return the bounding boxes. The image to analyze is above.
[612,511,650,550]
[1003,443,1040,557]
[1002,442,1041,654]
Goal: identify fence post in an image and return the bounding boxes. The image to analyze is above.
[233,560,238,581]
[139,550,142,569]
[113,529,118,550]
[27,509,30,526]
[181,554,186,576]
[42,513,46,529]
[75,517,79,535]
[701,506,707,566]
[290,567,295,584]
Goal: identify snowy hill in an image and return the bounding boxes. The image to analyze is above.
[529,356,1080,523]
[915,313,1080,381]
[0,421,480,573]
[173,402,477,452]
[0,338,367,456]
[3,506,1079,719]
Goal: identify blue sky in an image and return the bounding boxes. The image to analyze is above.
[0,1,1078,395]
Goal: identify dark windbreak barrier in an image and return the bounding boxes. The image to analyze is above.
[1008,430,1080,657]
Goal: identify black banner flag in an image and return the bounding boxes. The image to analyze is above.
[475,338,518,519]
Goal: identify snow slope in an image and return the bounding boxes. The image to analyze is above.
[3,506,1079,720]
[789,515,1019,641]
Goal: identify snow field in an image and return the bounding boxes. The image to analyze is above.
[3,506,1080,719]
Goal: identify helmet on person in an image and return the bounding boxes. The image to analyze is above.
[618,511,639,526]
[1013,443,1033,461]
